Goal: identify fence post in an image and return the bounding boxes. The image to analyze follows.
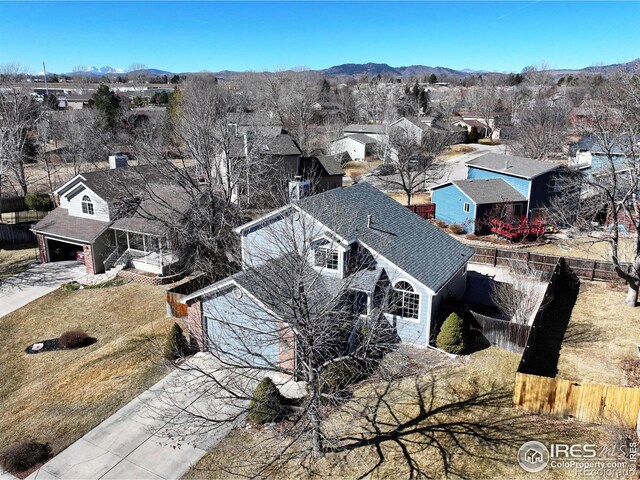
[591,260,597,281]
[527,251,531,268]
[493,248,498,266]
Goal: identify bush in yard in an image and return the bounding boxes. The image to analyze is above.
[59,330,93,348]
[434,219,447,228]
[448,223,465,234]
[24,192,52,212]
[249,377,287,424]
[320,359,365,395]
[436,313,468,354]
[164,322,190,360]
[0,441,52,475]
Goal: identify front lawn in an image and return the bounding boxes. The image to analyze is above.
[0,282,172,455]
[0,244,38,280]
[186,348,612,479]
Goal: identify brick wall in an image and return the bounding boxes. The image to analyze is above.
[278,323,296,374]
[186,300,204,352]
[117,269,185,286]
[83,244,95,275]
[36,234,48,263]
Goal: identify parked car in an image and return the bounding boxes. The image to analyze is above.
[76,251,86,264]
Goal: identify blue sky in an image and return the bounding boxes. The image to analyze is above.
[1,1,639,74]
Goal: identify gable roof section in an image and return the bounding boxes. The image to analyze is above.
[435,179,527,205]
[344,124,387,134]
[31,207,111,243]
[466,153,560,180]
[343,133,377,145]
[296,183,473,293]
[263,134,302,156]
[315,155,344,176]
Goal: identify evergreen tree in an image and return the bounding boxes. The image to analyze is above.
[92,84,121,131]
[428,73,437,84]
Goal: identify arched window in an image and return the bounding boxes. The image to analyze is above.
[81,195,94,215]
[390,281,419,319]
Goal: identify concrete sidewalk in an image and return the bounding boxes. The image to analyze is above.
[0,261,86,318]
[27,354,246,480]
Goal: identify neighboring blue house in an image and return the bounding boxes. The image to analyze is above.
[569,134,636,175]
[180,182,473,371]
[431,179,527,233]
[432,153,562,233]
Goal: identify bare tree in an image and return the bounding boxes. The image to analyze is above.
[0,64,42,199]
[373,128,452,205]
[548,72,640,305]
[509,94,570,160]
[355,83,395,124]
[264,70,322,155]
[490,261,549,324]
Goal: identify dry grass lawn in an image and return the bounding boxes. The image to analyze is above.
[385,191,431,206]
[437,144,476,161]
[342,159,382,182]
[0,282,173,454]
[524,236,634,262]
[186,348,612,480]
[0,244,38,280]
[557,281,640,386]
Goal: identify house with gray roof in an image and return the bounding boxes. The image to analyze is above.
[431,153,562,233]
[31,158,188,276]
[180,182,473,365]
[329,134,377,161]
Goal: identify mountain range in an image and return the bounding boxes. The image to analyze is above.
[42,59,640,78]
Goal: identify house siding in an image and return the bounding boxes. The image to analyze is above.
[202,288,280,367]
[431,185,476,232]
[528,170,560,213]
[430,264,467,343]
[61,185,111,222]
[330,137,368,161]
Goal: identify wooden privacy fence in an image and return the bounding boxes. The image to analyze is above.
[452,308,531,354]
[0,224,35,243]
[470,246,628,283]
[166,291,188,318]
[514,372,640,429]
[406,203,436,220]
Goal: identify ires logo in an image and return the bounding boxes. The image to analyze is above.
[550,444,597,458]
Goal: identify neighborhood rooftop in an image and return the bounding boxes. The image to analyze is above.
[296,182,473,292]
[344,124,387,134]
[344,133,378,144]
[466,152,560,179]
[448,179,527,204]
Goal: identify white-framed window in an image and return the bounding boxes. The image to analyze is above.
[314,247,339,270]
[548,178,563,193]
[81,195,94,215]
[463,202,470,213]
[390,281,420,319]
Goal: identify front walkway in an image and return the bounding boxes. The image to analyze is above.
[0,261,86,318]
[28,354,246,480]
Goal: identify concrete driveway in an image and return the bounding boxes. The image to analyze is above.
[27,354,250,480]
[0,261,86,318]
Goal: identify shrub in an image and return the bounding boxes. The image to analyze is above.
[24,192,52,212]
[164,322,190,360]
[448,223,465,234]
[436,313,468,354]
[59,330,93,348]
[434,219,447,228]
[467,126,479,143]
[320,360,365,395]
[0,441,52,475]
[249,377,287,424]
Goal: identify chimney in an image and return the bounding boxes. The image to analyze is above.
[367,215,373,228]
[109,153,128,169]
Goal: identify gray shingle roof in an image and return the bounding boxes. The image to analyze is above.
[78,165,165,204]
[315,155,344,176]
[263,134,302,156]
[466,153,560,179]
[344,133,377,145]
[31,207,111,243]
[344,124,387,134]
[297,183,473,293]
[449,179,527,204]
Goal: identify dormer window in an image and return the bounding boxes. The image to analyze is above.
[314,247,339,270]
[81,195,94,215]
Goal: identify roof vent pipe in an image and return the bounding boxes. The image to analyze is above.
[367,215,373,228]
[504,160,509,170]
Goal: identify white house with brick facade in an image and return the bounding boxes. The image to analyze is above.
[31,161,185,279]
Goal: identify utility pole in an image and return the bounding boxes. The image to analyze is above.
[42,61,49,96]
